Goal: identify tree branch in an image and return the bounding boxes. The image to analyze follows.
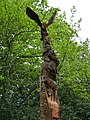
[12,29,37,41]
[17,83,38,108]
[19,55,42,58]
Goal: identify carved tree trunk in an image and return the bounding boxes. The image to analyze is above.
[26,6,60,120]
[40,26,60,120]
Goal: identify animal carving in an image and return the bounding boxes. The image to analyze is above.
[41,75,58,101]
[26,7,56,28]
[41,75,58,90]
[26,6,58,85]
[26,7,60,120]
[26,7,56,40]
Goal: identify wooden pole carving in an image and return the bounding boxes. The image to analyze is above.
[26,7,60,120]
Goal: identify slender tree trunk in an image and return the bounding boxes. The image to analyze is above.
[40,26,60,120]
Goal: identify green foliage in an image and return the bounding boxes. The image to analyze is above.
[0,0,90,120]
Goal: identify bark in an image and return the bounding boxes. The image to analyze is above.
[40,24,60,120]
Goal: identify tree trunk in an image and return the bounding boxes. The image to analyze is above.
[40,25,60,120]
[25,7,60,120]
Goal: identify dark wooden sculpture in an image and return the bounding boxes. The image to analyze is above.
[26,7,60,120]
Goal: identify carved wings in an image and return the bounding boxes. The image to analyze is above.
[26,7,57,28]
[47,11,57,26]
[26,7,42,27]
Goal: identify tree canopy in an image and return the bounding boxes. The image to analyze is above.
[0,0,90,120]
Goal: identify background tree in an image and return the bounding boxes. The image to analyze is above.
[0,0,90,120]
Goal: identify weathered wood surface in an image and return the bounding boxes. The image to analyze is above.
[26,7,60,120]
[40,24,60,120]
